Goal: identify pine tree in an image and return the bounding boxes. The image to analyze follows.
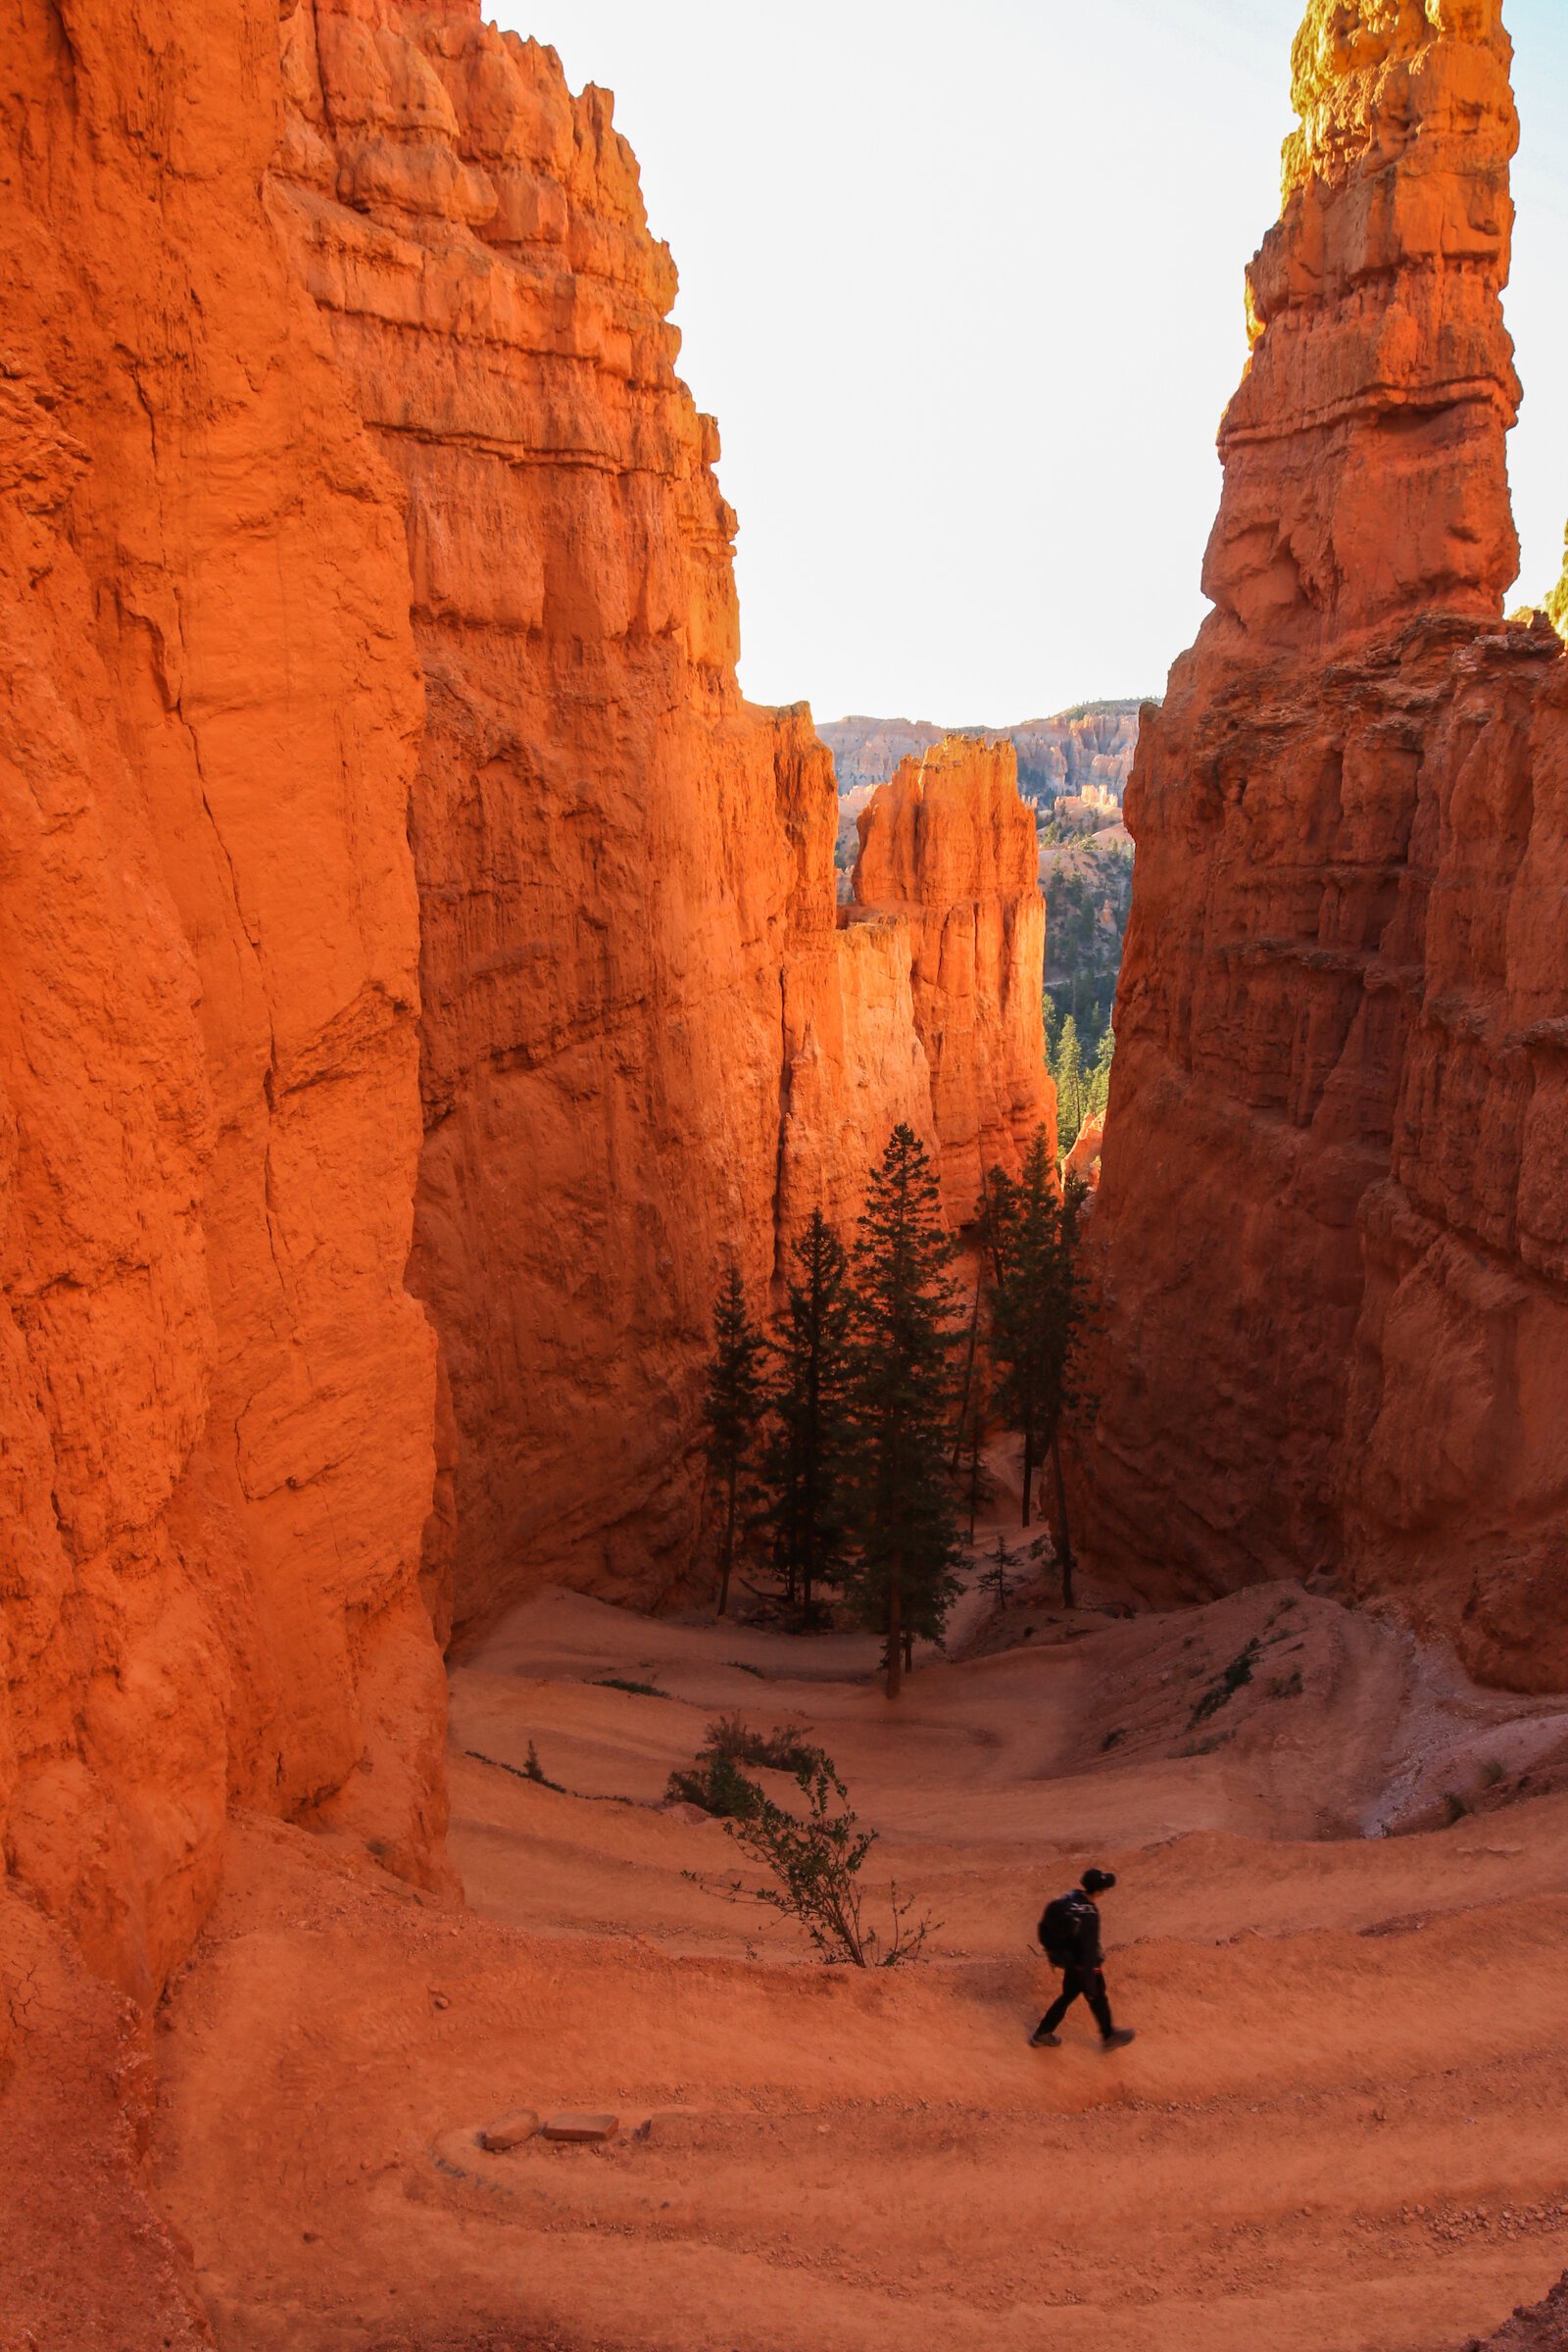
[956,1353,996,1545]
[988,1135,1096,1565]
[1087,1023,1115,1121]
[1044,1174,1095,1607]
[1054,1014,1086,1152]
[986,1127,1058,1531]
[760,1210,855,1627]
[845,1125,962,1699]
[702,1265,768,1618]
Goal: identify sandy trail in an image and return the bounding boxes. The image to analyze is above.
[152,1541,1568,2352]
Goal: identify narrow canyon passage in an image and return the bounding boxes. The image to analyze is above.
[151,1474,1568,2352]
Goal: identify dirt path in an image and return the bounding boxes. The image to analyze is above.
[148,1542,1568,2352]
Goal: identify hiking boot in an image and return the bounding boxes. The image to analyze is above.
[1101,2028,1136,2050]
[1029,2028,1062,2048]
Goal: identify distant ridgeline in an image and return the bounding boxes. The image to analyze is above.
[820,701,1150,809]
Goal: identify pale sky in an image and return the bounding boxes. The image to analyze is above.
[502,1,1568,726]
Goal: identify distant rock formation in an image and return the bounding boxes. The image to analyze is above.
[851,738,1054,1222]
[822,702,1146,808]
[1077,0,1568,1693]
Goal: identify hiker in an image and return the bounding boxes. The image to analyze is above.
[1031,1867,1136,2050]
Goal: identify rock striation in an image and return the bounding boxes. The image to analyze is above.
[1077,0,1568,1690]
[852,738,1054,1221]
[0,0,448,2006]
[0,0,1053,2003]
[270,3,1054,1638]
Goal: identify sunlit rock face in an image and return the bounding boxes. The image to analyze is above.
[0,0,1054,1996]
[0,0,447,2004]
[853,738,1054,1223]
[1077,0,1568,1690]
[274,5,1052,1636]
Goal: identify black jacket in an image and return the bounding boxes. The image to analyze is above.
[1061,1890,1103,1971]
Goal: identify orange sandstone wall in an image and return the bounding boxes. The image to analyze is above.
[853,737,1054,1222]
[270,1,888,1630]
[1077,0,1568,1690]
[272,5,1052,1636]
[0,0,447,2002]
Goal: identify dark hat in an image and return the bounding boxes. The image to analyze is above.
[1081,1868,1117,1894]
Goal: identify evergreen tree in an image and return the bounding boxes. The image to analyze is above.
[1054,1014,1086,1152]
[986,1127,1058,1531]
[1045,1173,1095,1607]
[988,1135,1096,1570]
[956,1353,996,1545]
[1087,1023,1115,1121]
[760,1210,855,1626]
[845,1125,963,1699]
[702,1265,768,1618]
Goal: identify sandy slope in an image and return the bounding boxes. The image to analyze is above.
[144,1520,1568,2352]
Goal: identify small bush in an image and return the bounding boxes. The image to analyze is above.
[1444,1790,1473,1826]
[722,1751,934,1968]
[667,1751,761,1820]
[596,1677,667,1698]
[1102,1727,1127,1751]
[1192,1641,1261,1728]
[524,1740,565,1792]
[701,1713,825,1776]
[1268,1669,1304,1700]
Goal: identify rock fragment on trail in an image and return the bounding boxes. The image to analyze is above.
[477,2112,539,2153]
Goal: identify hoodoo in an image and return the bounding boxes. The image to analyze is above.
[1076,0,1568,1690]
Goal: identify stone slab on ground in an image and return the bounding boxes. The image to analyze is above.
[541,2112,618,2144]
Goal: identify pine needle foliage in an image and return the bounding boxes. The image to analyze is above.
[987,1134,1096,1590]
[845,1124,963,1698]
[760,1209,855,1626]
[701,1265,769,1618]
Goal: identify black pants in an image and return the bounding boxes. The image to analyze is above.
[1039,1965,1114,2038]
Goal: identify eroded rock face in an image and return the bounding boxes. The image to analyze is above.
[1078,0,1568,1690]
[0,0,447,2002]
[853,738,1054,1221]
[270,3,882,1628]
[270,5,1052,1635]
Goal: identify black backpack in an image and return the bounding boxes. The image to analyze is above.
[1038,1894,1082,1968]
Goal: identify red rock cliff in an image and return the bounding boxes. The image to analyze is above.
[1077,0,1568,1690]
[853,737,1054,1220]
[0,0,447,2003]
[0,0,1054,2000]
[270,4,1051,1635]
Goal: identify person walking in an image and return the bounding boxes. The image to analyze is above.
[1031,1867,1136,2049]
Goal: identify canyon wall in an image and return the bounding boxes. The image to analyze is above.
[0,0,1054,2001]
[853,737,1054,1221]
[272,3,1052,1637]
[1078,0,1568,1690]
[0,0,448,2005]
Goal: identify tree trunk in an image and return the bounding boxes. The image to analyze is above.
[886,1559,903,1700]
[1051,1432,1075,1609]
[717,1470,738,1617]
[1021,1425,1035,1531]
[950,1284,981,1475]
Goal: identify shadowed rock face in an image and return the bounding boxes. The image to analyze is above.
[1077,0,1568,1691]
